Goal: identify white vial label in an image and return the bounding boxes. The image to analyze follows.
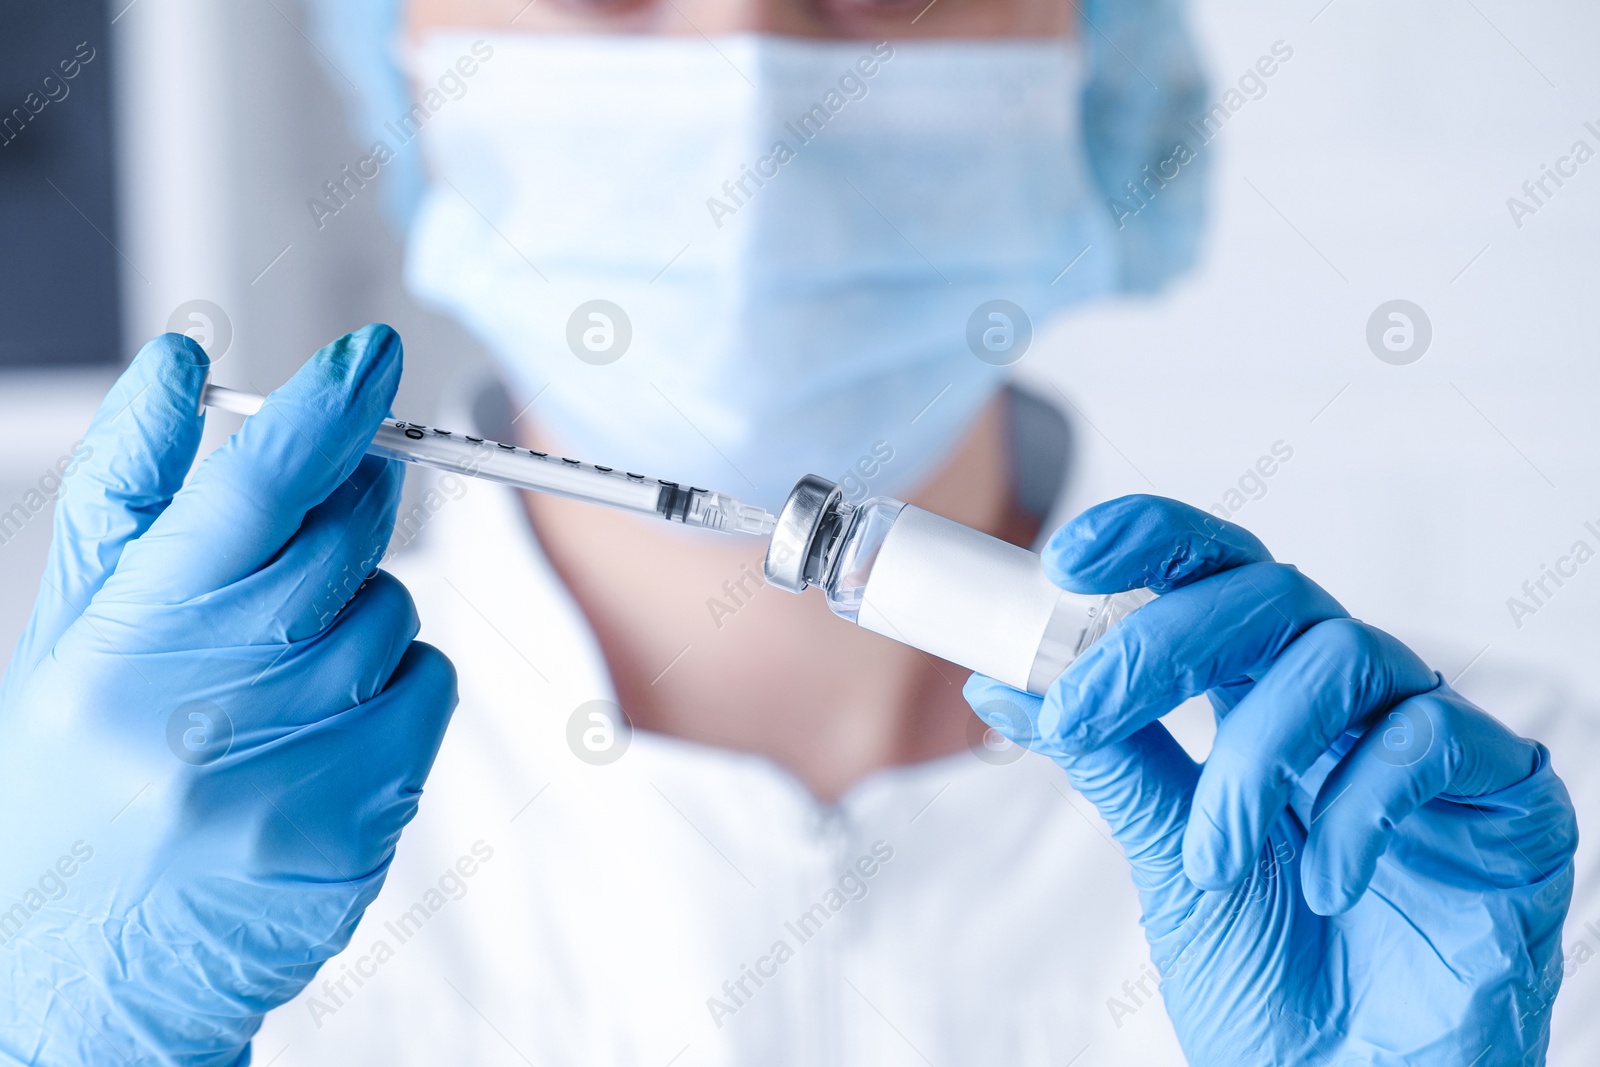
[856,506,1059,692]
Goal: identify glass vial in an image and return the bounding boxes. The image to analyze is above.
[765,475,1154,696]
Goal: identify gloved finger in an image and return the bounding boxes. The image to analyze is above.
[204,454,404,646]
[1301,684,1544,915]
[965,674,1202,935]
[1041,561,1348,756]
[104,324,401,606]
[1043,494,1273,594]
[963,673,1052,754]
[140,570,423,745]
[259,641,456,880]
[236,570,423,726]
[181,639,457,885]
[10,334,208,676]
[1180,619,1439,890]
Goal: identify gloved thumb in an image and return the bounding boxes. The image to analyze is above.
[965,674,1203,935]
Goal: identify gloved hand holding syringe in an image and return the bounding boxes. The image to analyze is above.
[205,382,1153,697]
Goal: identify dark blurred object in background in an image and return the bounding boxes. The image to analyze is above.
[0,0,117,367]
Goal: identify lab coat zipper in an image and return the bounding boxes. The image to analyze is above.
[812,804,852,1067]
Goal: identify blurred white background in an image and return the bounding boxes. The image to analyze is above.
[1042,0,1600,705]
[0,0,1596,1031]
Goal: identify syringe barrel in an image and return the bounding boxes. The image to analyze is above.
[198,383,777,536]
[369,421,664,515]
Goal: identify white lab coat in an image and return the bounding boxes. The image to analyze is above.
[255,405,1600,1067]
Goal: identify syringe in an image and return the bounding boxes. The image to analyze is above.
[201,383,777,537]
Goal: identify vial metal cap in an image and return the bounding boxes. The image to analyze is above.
[764,474,842,593]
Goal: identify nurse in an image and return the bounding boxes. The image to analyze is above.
[0,1,1580,1065]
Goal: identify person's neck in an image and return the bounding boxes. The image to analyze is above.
[520,395,1036,802]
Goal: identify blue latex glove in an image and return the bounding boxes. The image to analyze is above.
[0,326,456,1065]
[965,495,1577,1065]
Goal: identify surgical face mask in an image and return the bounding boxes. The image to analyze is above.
[405,33,1117,512]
